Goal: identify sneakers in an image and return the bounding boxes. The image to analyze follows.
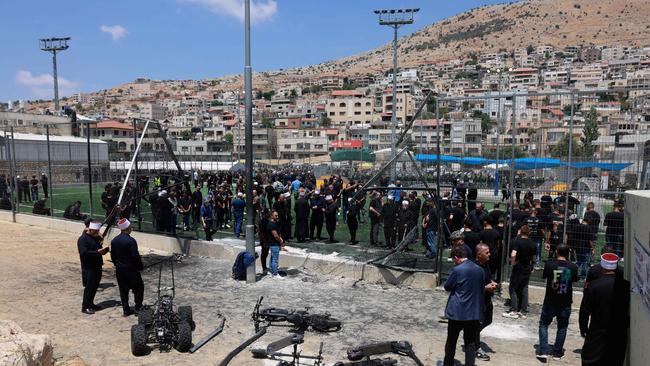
[518,312,528,319]
[502,311,520,319]
[272,274,284,279]
[552,353,564,361]
[536,353,551,361]
[476,350,490,361]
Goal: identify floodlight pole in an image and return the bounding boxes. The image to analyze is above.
[40,37,70,114]
[375,9,418,181]
[244,0,256,283]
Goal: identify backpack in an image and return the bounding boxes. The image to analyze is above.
[231,251,256,280]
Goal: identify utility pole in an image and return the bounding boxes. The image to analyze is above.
[374,8,418,181]
[39,37,70,114]
[244,0,256,283]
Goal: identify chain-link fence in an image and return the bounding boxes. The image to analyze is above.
[1,89,648,283]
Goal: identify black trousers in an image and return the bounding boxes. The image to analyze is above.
[310,215,323,239]
[81,268,102,310]
[43,185,48,198]
[295,218,308,241]
[348,220,358,243]
[326,219,336,241]
[384,225,396,248]
[444,319,479,366]
[477,299,493,345]
[116,270,144,312]
[260,244,269,271]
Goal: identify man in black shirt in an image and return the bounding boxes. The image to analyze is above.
[294,191,310,243]
[267,210,287,278]
[191,186,203,228]
[381,195,397,248]
[368,191,382,246]
[346,198,359,245]
[503,225,536,318]
[603,203,624,258]
[524,209,544,269]
[479,219,501,277]
[110,219,144,316]
[567,218,595,280]
[537,245,578,360]
[579,253,629,366]
[462,219,481,260]
[324,195,338,243]
[582,202,600,235]
[475,243,498,361]
[309,191,325,240]
[77,221,109,314]
[64,201,86,221]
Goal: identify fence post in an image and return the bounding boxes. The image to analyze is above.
[45,125,54,215]
[86,121,94,217]
[6,127,16,222]
[563,94,576,239]
[434,98,443,279]
[133,119,142,230]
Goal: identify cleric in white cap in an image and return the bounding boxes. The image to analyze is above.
[579,251,629,366]
[77,220,109,314]
[110,217,144,316]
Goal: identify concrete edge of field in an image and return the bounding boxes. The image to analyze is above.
[0,211,585,305]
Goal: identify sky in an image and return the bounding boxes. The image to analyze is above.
[0,0,508,101]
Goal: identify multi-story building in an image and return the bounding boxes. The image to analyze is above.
[318,76,344,90]
[275,128,329,160]
[138,103,167,121]
[232,127,275,160]
[601,46,625,61]
[325,90,376,127]
[0,111,72,135]
[381,89,414,125]
[508,68,539,89]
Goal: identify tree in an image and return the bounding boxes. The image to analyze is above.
[550,133,580,158]
[581,107,600,157]
[224,133,233,145]
[320,116,332,127]
[526,45,535,55]
[261,117,274,128]
[180,130,193,141]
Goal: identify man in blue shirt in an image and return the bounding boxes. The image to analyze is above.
[231,192,246,238]
[291,177,302,194]
[442,246,485,366]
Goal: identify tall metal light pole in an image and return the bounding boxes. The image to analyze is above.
[244,0,256,283]
[486,68,511,196]
[374,8,418,181]
[39,37,70,114]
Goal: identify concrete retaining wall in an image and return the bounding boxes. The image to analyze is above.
[0,211,436,289]
[0,211,585,305]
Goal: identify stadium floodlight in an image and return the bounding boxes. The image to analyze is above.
[374,8,419,181]
[39,37,70,114]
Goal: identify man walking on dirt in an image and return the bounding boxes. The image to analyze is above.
[77,221,109,315]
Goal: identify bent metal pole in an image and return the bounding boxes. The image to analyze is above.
[117,119,151,206]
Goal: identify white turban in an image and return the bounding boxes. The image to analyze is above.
[89,222,102,230]
[117,218,131,230]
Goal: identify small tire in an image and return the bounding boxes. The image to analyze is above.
[175,321,192,353]
[178,306,195,330]
[310,316,342,332]
[131,324,149,356]
[138,308,154,326]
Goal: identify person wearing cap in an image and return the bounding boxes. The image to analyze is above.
[536,245,578,361]
[294,191,310,243]
[77,221,109,315]
[324,195,338,243]
[579,253,630,366]
[309,190,325,241]
[110,218,144,316]
[346,197,359,245]
[231,192,246,238]
[397,200,414,248]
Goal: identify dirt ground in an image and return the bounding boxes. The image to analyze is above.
[0,221,585,366]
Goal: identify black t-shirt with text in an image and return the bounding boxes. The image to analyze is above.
[542,259,578,307]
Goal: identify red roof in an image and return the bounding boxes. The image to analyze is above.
[331,90,362,97]
[94,120,134,130]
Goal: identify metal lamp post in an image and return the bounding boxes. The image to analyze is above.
[244,0,256,283]
[486,67,511,196]
[39,37,70,114]
[374,8,419,181]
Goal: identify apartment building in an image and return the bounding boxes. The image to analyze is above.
[275,128,329,159]
[508,68,539,89]
[381,89,414,125]
[325,90,375,127]
[138,103,167,121]
[0,111,72,135]
[318,76,344,90]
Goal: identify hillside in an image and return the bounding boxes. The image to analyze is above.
[300,0,650,76]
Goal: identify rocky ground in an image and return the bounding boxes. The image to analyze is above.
[0,221,584,365]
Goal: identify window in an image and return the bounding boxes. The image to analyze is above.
[329,112,335,116]
[365,111,371,115]
[365,102,371,107]
[354,111,361,115]
[354,102,361,107]
[122,131,127,136]
[329,103,335,107]
[284,144,291,149]
[339,103,346,108]
[339,112,345,116]
[196,147,204,152]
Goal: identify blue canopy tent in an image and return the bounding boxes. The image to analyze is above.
[415,154,632,172]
